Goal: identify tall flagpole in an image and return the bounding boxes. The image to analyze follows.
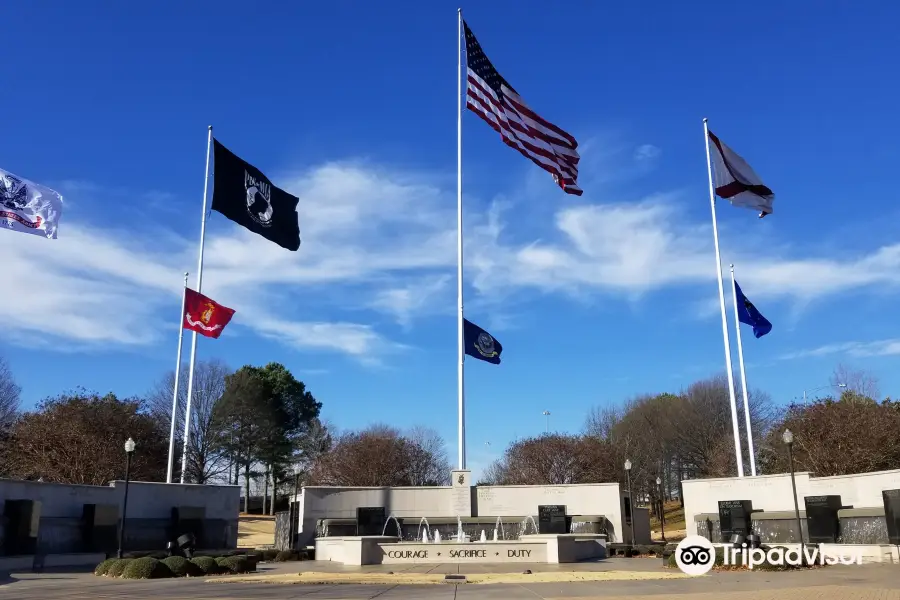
[703,118,744,478]
[730,264,757,476]
[166,271,190,484]
[456,8,466,471]
[180,125,213,484]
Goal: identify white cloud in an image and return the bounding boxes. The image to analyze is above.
[5,154,900,364]
[634,144,661,162]
[780,339,900,360]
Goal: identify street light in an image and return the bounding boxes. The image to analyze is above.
[542,410,551,433]
[656,476,666,543]
[117,437,136,558]
[624,459,635,550]
[802,383,846,402]
[782,429,804,548]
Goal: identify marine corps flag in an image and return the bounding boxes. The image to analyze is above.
[212,139,301,251]
[463,318,502,365]
[182,288,235,339]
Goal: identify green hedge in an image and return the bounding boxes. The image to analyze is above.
[106,558,133,578]
[161,556,204,577]
[94,558,118,576]
[274,550,298,562]
[190,556,221,575]
[121,557,173,579]
[215,555,253,574]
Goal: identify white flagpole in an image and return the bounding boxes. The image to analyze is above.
[166,271,190,484]
[730,264,757,476]
[703,118,744,478]
[456,7,466,471]
[180,125,213,484]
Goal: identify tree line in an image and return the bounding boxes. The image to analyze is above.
[1,356,896,504]
[0,356,452,507]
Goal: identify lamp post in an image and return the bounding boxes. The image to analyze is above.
[656,476,666,543]
[802,383,846,402]
[783,429,804,547]
[542,410,551,433]
[117,437,136,558]
[624,459,635,549]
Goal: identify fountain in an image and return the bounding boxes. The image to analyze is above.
[416,517,431,543]
[381,515,403,538]
[520,515,539,536]
[456,515,464,542]
[434,530,442,543]
[492,516,506,541]
[479,529,487,542]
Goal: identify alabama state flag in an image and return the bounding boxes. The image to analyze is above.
[182,288,235,339]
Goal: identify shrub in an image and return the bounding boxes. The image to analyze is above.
[161,556,204,577]
[122,557,173,580]
[274,550,298,562]
[106,558,133,578]
[94,558,118,576]
[262,549,280,561]
[190,556,221,575]
[215,555,252,574]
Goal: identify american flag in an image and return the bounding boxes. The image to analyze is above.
[464,21,582,196]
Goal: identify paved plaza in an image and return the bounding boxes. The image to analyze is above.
[3,559,900,599]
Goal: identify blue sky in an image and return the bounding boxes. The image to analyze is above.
[3,1,898,478]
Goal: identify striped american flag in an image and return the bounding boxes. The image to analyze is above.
[464,21,582,196]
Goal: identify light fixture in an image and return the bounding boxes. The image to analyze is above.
[124,438,136,453]
[656,476,661,486]
[782,429,793,445]
[624,459,632,471]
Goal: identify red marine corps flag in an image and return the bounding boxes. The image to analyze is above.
[182,288,235,339]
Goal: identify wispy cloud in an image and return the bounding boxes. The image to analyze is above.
[5,149,900,364]
[780,339,900,360]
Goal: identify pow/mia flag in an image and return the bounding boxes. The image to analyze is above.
[1,167,64,240]
[212,139,301,251]
[463,318,502,365]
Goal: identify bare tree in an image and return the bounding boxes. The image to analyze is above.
[405,426,451,485]
[831,363,880,401]
[0,356,21,429]
[308,424,450,487]
[146,359,231,483]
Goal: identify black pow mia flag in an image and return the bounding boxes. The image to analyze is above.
[211,139,301,251]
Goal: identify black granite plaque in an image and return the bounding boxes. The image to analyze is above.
[804,495,842,544]
[718,500,752,543]
[538,505,567,534]
[882,489,900,545]
[171,506,206,548]
[82,503,119,553]
[356,507,386,536]
[3,499,41,556]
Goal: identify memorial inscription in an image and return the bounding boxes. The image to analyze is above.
[383,546,533,560]
[356,507,386,536]
[538,504,567,534]
[882,489,900,545]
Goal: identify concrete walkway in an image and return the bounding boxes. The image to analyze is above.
[3,559,899,599]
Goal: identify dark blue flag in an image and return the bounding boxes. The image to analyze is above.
[463,318,502,364]
[734,281,772,338]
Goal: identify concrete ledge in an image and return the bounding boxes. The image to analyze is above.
[839,507,885,518]
[0,552,105,571]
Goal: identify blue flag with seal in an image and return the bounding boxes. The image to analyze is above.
[734,281,772,338]
[463,318,502,365]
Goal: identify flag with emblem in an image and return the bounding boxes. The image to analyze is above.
[463,318,502,365]
[0,167,64,239]
[182,287,235,339]
[211,139,301,251]
[464,21,582,195]
[734,281,772,338]
[708,130,775,218]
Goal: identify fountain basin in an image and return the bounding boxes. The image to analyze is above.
[315,534,607,566]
